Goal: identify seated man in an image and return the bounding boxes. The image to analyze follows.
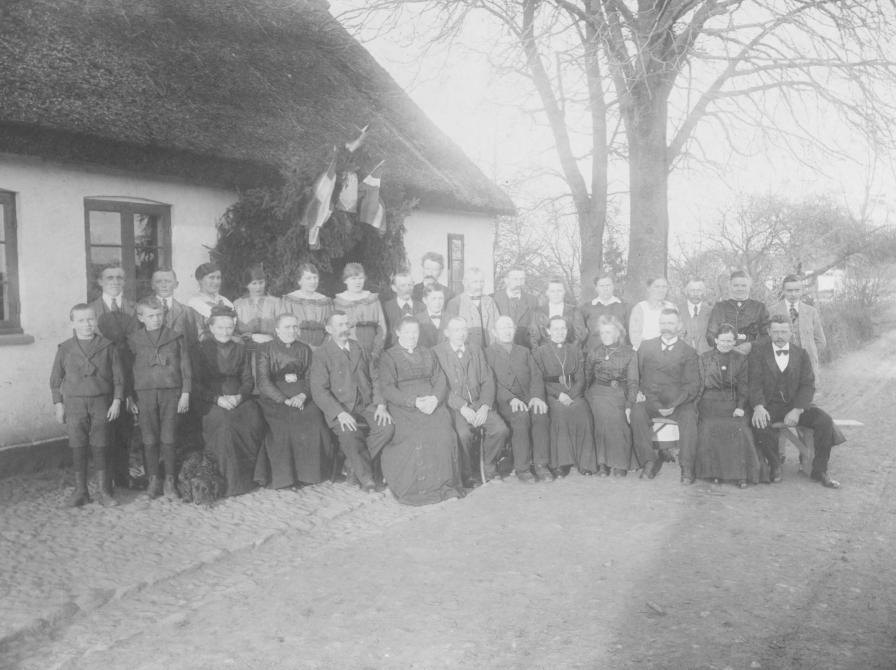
[433,316,509,485]
[310,311,395,492]
[485,316,550,482]
[630,308,700,483]
[749,315,844,488]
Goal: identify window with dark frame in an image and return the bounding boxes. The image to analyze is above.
[447,233,465,296]
[84,199,172,303]
[0,190,22,334]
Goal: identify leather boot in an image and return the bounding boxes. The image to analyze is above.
[163,475,180,500]
[146,475,162,500]
[65,470,90,508]
[95,470,119,507]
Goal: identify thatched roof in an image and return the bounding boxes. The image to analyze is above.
[0,0,514,215]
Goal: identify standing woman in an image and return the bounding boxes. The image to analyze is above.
[533,316,595,477]
[694,324,759,487]
[191,306,266,497]
[628,276,675,350]
[529,278,586,348]
[233,264,280,345]
[254,314,335,489]
[581,273,630,351]
[586,315,642,476]
[280,263,333,348]
[333,263,387,360]
[187,263,234,341]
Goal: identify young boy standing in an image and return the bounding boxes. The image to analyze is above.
[50,304,124,507]
[129,297,192,499]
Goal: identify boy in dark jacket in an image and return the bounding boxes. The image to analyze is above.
[50,303,124,507]
[128,297,191,499]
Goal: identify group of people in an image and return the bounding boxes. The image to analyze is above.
[49,252,845,510]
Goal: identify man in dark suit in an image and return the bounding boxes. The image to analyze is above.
[485,316,550,482]
[151,268,199,345]
[630,308,700,483]
[434,316,509,485]
[493,266,539,349]
[89,264,140,490]
[310,311,395,492]
[749,315,844,488]
[416,285,448,349]
[412,251,454,304]
[679,279,712,356]
[382,271,423,349]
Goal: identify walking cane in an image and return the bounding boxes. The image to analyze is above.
[478,425,487,485]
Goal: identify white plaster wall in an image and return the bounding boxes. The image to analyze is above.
[0,154,236,448]
[402,208,497,294]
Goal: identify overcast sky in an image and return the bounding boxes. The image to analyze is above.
[330,2,896,255]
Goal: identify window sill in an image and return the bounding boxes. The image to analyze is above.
[0,333,35,346]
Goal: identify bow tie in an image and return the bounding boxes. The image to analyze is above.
[775,349,789,357]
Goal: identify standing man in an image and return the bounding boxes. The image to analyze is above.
[382,271,423,349]
[151,268,198,345]
[412,251,454,304]
[630,309,700,483]
[493,266,539,349]
[485,316,551,482]
[434,316,509,486]
[706,270,770,354]
[310,311,395,492]
[89,264,140,491]
[768,274,827,379]
[417,285,448,349]
[445,267,500,349]
[679,279,712,356]
[749,315,843,488]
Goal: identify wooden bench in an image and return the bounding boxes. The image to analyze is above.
[771,422,814,476]
[651,417,680,460]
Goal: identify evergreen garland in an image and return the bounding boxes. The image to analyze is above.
[214,149,415,299]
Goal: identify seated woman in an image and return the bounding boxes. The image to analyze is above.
[191,306,266,497]
[533,316,595,477]
[187,263,234,341]
[378,316,464,505]
[695,323,760,488]
[280,262,333,348]
[585,315,643,476]
[254,314,335,490]
[528,277,586,348]
[333,263,387,360]
[232,264,280,346]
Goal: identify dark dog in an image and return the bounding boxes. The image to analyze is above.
[177,451,225,506]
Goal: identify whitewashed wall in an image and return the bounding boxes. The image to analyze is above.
[0,155,236,449]
[402,208,497,294]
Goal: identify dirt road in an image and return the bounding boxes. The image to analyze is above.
[3,328,896,670]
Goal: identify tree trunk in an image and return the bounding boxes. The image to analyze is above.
[577,198,604,302]
[625,88,669,301]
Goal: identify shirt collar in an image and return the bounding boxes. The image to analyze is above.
[102,294,121,309]
[774,343,790,352]
[661,337,678,347]
[592,296,621,306]
[453,345,465,354]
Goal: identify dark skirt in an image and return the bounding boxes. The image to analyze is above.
[381,405,463,506]
[255,398,335,488]
[199,399,266,497]
[695,391,760,482]
[547,397,596,472]
[588,384,638,470]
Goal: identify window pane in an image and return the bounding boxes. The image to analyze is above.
[89,211,122,244]
[0,240,7,321]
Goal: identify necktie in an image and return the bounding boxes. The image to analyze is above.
[401,302,412,315]
[162,298,170,322]
[789,305,798,322]
[692,305,698,319]
[662,344,673,352]
[110,297,119,313]
[776,349,788,357]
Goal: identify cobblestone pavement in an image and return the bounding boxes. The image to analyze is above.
[1,329,895,669]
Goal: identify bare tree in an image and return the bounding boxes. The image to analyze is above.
[338,1,896,294]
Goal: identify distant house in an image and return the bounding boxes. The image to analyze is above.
[0,0,513,466]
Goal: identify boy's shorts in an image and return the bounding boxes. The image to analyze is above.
[65,395,110,450]
[135,388,179,445]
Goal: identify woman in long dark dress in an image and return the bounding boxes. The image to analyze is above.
[533,316,595,476]
[378,317,463,505]
[695,324,760,487]
[192,306,266,497]
[585,315,641,476]
[254,314,335,489]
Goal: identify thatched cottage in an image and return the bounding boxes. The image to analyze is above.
[0,0,513,470]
